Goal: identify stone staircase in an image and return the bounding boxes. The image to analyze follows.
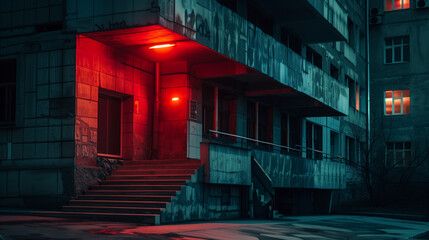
[61,159,201,224]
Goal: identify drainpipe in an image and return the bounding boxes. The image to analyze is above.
[366,0,371,181]
[152,62,160,159]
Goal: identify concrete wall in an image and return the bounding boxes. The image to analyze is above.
[201,142,251,186]
[369,2,429,186]
[0,28,76,207]
[74,36,154,192]
[161,169,246,223]
[252,150,346,189]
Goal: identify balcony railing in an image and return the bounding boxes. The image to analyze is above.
[208,130,343,162]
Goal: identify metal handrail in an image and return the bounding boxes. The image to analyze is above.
[295,145,344,160]
[209,130,343,162]
[209,129,299,153]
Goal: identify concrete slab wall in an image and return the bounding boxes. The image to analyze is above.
[252,150,346,189]
[201,142,251,186]
[161,169,245,223]
[0,30,76,207]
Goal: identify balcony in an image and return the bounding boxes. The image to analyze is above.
[250,0,347,43]
[200,131,346,190]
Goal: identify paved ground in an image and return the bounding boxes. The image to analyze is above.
[0,215,429,239]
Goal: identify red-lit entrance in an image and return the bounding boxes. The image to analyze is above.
[97,94,122,156]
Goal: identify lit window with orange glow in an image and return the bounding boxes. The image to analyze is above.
[385,0,409,11]
[385,90,410,115]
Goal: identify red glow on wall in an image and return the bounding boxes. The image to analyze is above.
[171,97,179,101]
[149,43,176,49]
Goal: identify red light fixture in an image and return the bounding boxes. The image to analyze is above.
[171,97,179,101]
[149,43,176,49]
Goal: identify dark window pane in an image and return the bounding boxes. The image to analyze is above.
[395,142,403,149]
[405,142,411,149]
[387,142,394,150]
[403,36,409,44]
[386,48,393,63]
[393,37,401,45]
[394,46,402,62]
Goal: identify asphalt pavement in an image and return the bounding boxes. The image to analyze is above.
[1,214,429,239]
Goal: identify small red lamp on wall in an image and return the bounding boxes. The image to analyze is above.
[171,97,179,101]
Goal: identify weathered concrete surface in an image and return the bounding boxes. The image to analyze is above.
[201,142,251,185]
[160,168,245,224]
[1,215,429,239]
[252,150,346,189]
[66,0,348,115]
[159,0,349,115]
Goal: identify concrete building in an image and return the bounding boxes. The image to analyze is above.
[369,0,429,204]
[0,0,368,224]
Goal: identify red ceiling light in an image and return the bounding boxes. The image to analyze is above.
[149,43,176,49]
[171,97,179,101]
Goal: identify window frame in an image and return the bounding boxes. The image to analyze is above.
[384,36,410,64]
[384,90,410,116]
[385,0,410,11]
[386,141,411,167]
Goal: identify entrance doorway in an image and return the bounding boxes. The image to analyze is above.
[98,94,122,157]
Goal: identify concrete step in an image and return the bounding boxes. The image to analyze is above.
[101,179,188,185]
[119,164,200,170]
[123,159,200,165]
[85,189,178,195]
[112,169,196,175]
[107,174,192,180]
[77,194,173,201]
[33,211,159,224]
[63,205,163,214]
[69,199,168,208]
[90,184,183,190]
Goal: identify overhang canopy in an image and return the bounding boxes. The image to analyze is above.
[81,25,346,117]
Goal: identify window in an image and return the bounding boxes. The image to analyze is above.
[306,122,322,159]
[289,115,302,156]
[330,131,340,160]
[385,36,409,64]
[258,104,273,144]
[281,28,302,55]
[385,0,410,11]
[346,76,356,108]
[356,83,360,111]
[247,2,273,35]
[330,64,339,81]
[385,90,410,115]
[347,18,356,48]
[386,142,411,167]
[202,84,214,135]
[0,59,16,125]
[247,101,257,140]
[306,47,322,70]
[345,136,356,164]
[218,90,236,136]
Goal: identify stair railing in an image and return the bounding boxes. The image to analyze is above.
[208,129,343,162]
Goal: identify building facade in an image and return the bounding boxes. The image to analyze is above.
[369,0,429,204]
[0,0,367,224]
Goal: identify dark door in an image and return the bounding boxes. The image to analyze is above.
[98,94,121,156]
